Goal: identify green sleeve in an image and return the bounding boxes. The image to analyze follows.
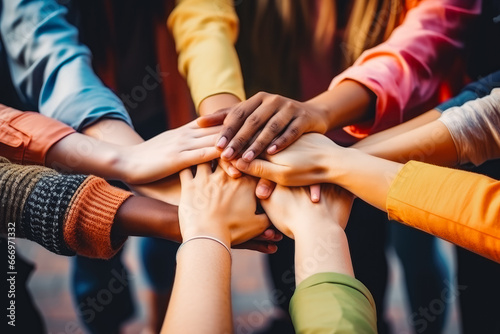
[290,272,377,334]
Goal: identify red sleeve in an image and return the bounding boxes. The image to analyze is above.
[330,0,481,138]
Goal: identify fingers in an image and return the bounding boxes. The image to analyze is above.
[255,178,276,199]
[195,162,212,178]
[216,95,264,153]
[309,184,321,203]
[241,111,294,162]
[190,125,223,138]
[266,118,306,155]
[181,147,220,168]
[179,168,194,184]
[222,101,282,161]
[233,240,278,254]
[234,158,280,182]
[196,109,228,128]
[253,228,283,242]
[218,159,242,178]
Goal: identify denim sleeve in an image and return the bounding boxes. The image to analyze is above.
[0,0,132,131]
[436,70,500,112]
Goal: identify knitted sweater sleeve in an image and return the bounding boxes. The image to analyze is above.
[0,158,132,258]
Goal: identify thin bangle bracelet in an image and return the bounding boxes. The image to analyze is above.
[176,236,232,261]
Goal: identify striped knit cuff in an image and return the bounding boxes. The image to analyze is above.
[22,173,88,256]
[0,158,57,237]
[63,176,133,259]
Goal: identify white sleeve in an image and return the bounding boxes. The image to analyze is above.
[439,88,500,166]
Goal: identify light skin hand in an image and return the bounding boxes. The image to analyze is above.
[261,184,355,283]
[178,163,272,247]
[120,119,223,184]
[131,172,281,254]
[233,133,339,187]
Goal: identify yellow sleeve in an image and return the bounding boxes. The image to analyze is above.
[168,0,245,110]
[290,272,377,334]
[387,161,500,263]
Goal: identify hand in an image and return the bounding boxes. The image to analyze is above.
[198,92,329,162]
[233,133,343,187]
[234,228,282,254]
[178,163,271,246]
[261,184,354,239]
[119,119,222,184]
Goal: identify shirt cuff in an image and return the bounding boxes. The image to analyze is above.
[63,176,133,259]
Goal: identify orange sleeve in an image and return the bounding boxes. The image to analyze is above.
[0,104,75,165]
[64,176,133,259]
[387,161,500,263]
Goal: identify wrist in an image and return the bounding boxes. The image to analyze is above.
[324,147,359,185]
[181,226,231,247]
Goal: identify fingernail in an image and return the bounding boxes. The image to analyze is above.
[228,165,240,177]
[268,244,278,253]
[312,194,319,202]
[216,136,228,149]
[267,145,277,154]
[242,150,254,162]
[221,147,234,159]
[256,185,270,198]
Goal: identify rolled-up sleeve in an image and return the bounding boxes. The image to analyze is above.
[0,0,132,130]
[0,104,75,165]
[329,0,481,138]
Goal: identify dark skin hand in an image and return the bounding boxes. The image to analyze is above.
[197,80,375,163]
[112,196,282,253]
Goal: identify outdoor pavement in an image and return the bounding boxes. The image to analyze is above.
[16,235,460,334]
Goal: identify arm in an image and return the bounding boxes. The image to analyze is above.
[0,157,186,258]
[386,161,500,263]
[236,134,500,263]
[161,164,270,333]
[0,106,222,184]
[261,185,377,333]
[330,0,481,138]
[0,0,132,131]
[168,0,245,113]
[198,0,480,161]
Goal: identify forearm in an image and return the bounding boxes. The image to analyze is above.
[353,109,441,149]
[307,80,376,131]
[355,119,458,166]
[328,148,402,211]
[82,118,143,145]
[294,225,354,285]
[162,239,232,334]
[113,197,181,242]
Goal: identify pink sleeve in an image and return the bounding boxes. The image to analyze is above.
[329,0,481,138]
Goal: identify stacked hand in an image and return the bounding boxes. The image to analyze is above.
[178,162,276,251]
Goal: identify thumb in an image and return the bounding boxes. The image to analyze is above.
[197,109,229,128]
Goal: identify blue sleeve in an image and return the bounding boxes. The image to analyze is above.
[0,0,132,131]
[436,70,500,112]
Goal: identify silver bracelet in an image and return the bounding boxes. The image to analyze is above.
[177,236,232,261]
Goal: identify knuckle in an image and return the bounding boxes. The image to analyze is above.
[232,136,248,149]
[246,114,261,127]
[269,121,281,134]
[288,126,301,138]
[283,101,295,110]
